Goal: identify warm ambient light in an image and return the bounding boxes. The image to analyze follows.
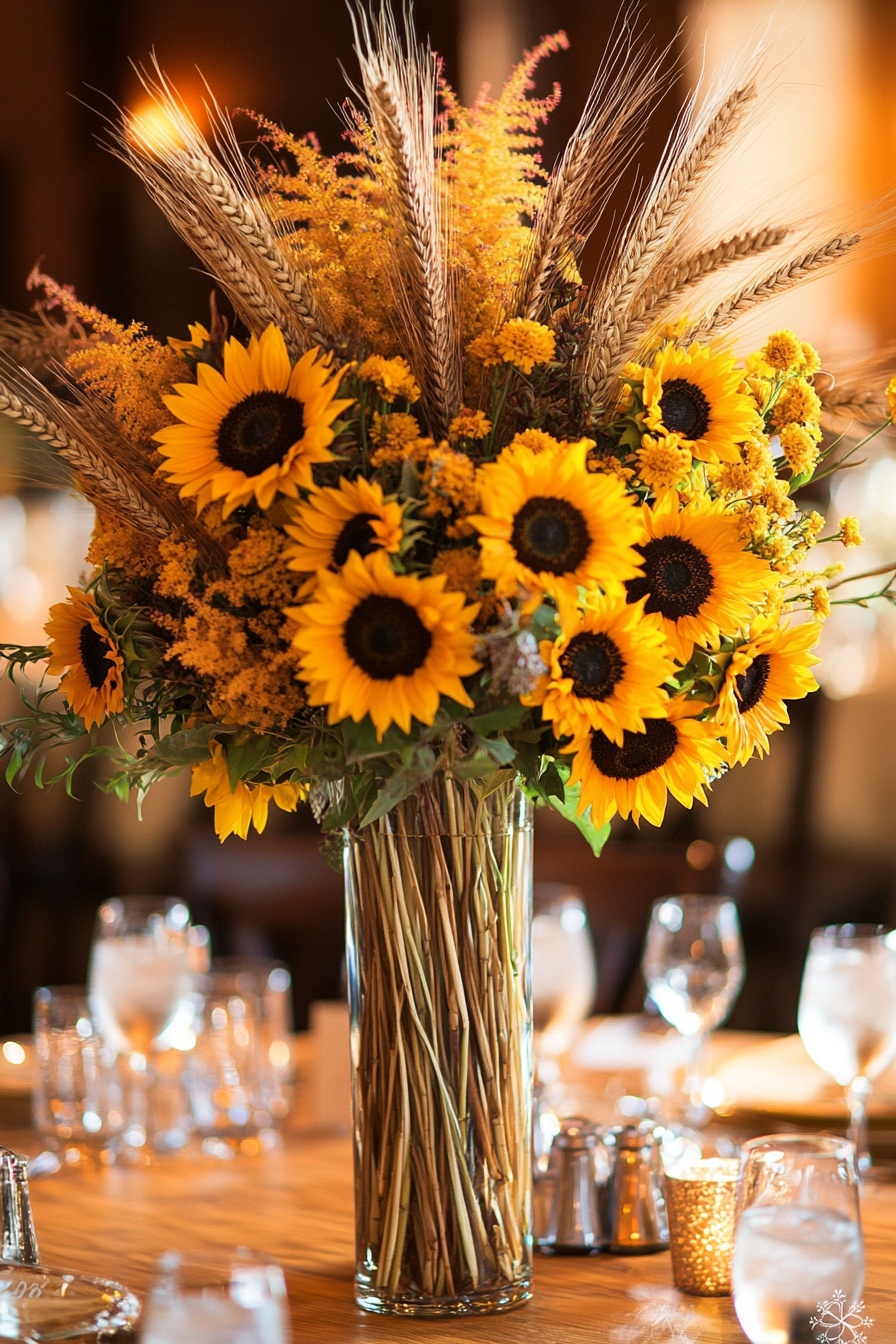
[126,100,189,155]
[2,1040,26,1066]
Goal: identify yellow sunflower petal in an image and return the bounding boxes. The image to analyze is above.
[291,549,480,741]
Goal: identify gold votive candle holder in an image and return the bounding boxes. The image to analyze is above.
[664,1157,739,1296]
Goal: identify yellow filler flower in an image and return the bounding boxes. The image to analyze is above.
[472,439,643,603]
[625,492,776,661]
[715,619,820,765]
[154,324,351,516]
[643,342,757,464]
[566,700,726,828]
[45,587,125,730]
[289,549,480,739]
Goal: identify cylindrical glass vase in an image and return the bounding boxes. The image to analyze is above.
[344,774,533,1317]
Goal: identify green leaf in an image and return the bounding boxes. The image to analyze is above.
[539,760,566,802]
[224,735,277,790]
[360,748,437,825]
[147,724,233,769]
[473,768,517,800]
[465,703,530,737]
[547,783,611,857]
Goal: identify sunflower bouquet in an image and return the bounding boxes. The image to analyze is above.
[2,6,895,1315]
[1,17,890,849]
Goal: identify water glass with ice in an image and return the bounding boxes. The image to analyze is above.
[87,896,196,1156]
[733,1134,863,1344]
[140,1248,290,1344]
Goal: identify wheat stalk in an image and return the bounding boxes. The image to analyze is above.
[0,311,82,377]
[0,356,223,564]
[107,65,331,352]
[351,6,461,438]
[818,345,896,427]
[688,233,861,341]
[615,224,791,364]
[515,20,668,322]
[583,74,759,392]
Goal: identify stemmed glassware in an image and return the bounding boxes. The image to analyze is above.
[87,896,196,1154]
[641,894,745,1124]
[733,1134,863,1344]
[797,923,896,1173]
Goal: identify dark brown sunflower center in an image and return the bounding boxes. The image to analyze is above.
[589,717,678,781]
[332,514,378,568]
[626,536,714,619]
[735,652,771,714]
[216,391,305,476]
[560,632,625,701]
[510,496,591,575]
[343,595,432,680]
[660,378,710,440]
[79,622,112,690]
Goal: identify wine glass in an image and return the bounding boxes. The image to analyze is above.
[87,896,196,1152]
[797,923,896,1173]
[140,1248,291,1344]
[733,1134,863,1344]
[641,894,744,1124]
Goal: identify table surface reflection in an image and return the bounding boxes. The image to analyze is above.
[3,1024,895,1343]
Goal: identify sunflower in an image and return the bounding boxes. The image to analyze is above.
[283,476,404,576]
[625,492,776,661]
[523,597,675,744]
[643,342,757,464]
[153,324,351,517]
[289,549,480,739]
[715,619,820,765]
[566,700,726,828]
[44,587,125,730]
[190,741,304,841]
[471,440,643,604]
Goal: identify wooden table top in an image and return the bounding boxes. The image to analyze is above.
[2,1024,895,1342]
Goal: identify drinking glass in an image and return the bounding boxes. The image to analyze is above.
[531,886,597,1168]
[797,923,896,1173]
[532,885,597,1063]
[140,1248,290,1344]
[87,896,196,1153]
[641,894,744,1124]
[32,985,124,1167]
[733,1134,863,1344]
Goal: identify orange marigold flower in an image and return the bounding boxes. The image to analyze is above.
[495,318,556,375]
[508,428,562,454]
[449,408,492,441]
[357,354,421,403]
[778,422,820,475]
[761,330,803,373]
[466,333,502,366]
[635,433,693,494]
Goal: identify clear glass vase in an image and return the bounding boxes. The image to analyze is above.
[344,775,533,1317]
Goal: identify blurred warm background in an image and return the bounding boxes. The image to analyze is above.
[0,0,894,1035]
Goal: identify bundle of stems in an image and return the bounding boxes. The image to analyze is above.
[344,774,532,1311]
